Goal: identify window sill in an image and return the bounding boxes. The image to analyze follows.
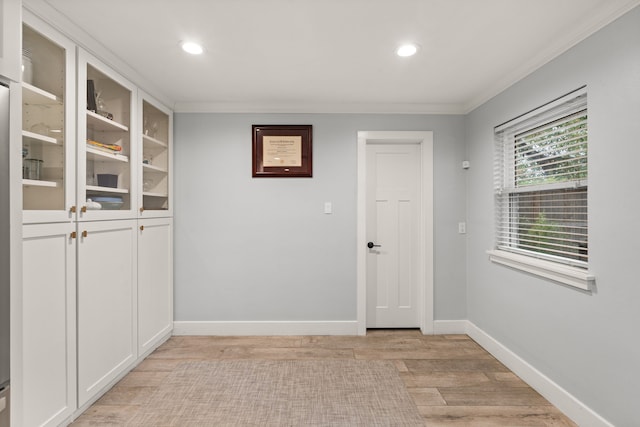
[487,250,595,291]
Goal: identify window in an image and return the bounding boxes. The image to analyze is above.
[490,87,594,290]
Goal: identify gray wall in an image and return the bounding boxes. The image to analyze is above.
[465,7,640,426]
[174,113,467,322]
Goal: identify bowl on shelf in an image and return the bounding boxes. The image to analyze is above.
[90,196,123,210]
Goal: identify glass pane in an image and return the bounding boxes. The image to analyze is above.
[514,112,587,188]
[22,24,66,211]
[510,188,588,263]
[142,100,169,211]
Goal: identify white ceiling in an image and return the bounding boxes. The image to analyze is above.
[26,0,640,113]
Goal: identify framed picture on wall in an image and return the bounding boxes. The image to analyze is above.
[252,125,313,177]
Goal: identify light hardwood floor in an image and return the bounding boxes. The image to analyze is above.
[72,330,576,426]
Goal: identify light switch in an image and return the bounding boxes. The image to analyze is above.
[324,202,332,214]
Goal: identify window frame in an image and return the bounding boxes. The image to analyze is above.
[489,87,595,291]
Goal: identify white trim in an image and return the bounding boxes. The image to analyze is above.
[356,131,434,336]
[487,249,594,291]
[174,101,464,115]
[172,321,359,336]
[433,320,468,335]
[466,321,614,427]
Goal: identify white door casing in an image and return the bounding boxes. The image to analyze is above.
[357,131,434,335]
[366,143,421,328]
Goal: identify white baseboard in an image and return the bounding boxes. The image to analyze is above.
[465,321,613,427]
[173,320,359,336]
[432,319,468,334]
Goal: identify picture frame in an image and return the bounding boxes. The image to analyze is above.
[252,125,313,177]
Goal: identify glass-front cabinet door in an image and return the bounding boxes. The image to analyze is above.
[22,14,76,224]
[77,49,136,220]
[139,91,172,217]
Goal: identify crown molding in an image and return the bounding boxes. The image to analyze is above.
[173,101,466,115]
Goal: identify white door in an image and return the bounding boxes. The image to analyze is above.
[366,143,421,328]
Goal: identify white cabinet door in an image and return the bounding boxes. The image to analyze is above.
[22,223,76,427]
[76,49,137,221]
[138,218,173,356]
[77,219,137,407]
[22,12,77,224]
[138,91,173,218]
[0,0,20,82]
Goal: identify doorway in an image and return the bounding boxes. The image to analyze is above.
[356,131,433,335]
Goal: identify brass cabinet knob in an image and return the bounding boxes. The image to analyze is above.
[81,206,87,213]
[140,225,144,231]
[70,206,77,213]
[140,207,145,213]
[82,230,88,238]
[70,231,77,239]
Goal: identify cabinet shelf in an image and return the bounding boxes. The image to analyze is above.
[22,129,59,145]
[86,185,129,194]
[142,134,167,148]
[86,110,129,132]
[23,179,59,188]
[143,191,168,198]
[22,82,62,105]
[142,163,167,174]
[86,146,129,163]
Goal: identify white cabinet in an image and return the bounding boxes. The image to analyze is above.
[139,91,172,217]
[17,9,174,422]
[22,13,76,224]
[138,218,173,356]
[77,220,137,407]
[0,0,21,81]
[77,49,136,221]
[22,223,76,427]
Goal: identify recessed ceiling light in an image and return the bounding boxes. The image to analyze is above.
[181,41,204,55]
[396,43,419,57]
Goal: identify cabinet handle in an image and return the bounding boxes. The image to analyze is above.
[140,225,144,231]
[82,230,88,238]
[70,206,77,213]
[81,206,87,213]
[140,207,145,213]
[70,231,77,239]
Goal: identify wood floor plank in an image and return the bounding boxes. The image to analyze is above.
[165,335,304,348]
[438,385,551,406]
[401,371,492,388]
[94,386,156,406]
[301,335,425,349]
[354,347,494,360]
[418,405,578,426]
[70,405,139,426]
[114,371,171,388]
[408,387,447,406]
[404,358,510,373]
[216,346,355,359]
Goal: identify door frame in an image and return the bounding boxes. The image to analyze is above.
[356,131,434,335]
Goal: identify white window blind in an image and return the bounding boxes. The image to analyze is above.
[494,87,588,268]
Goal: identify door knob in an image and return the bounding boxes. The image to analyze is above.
[367,242,381,249]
